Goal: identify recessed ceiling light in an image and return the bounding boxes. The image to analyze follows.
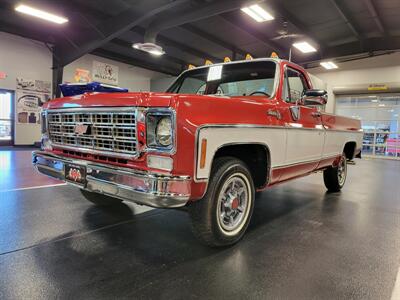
[15,4,68,24]
[320,61,338,70]
[241,4,274,22]
[293,42,317,53]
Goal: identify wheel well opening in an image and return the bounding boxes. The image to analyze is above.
[213,144,270,188]
[344,142,357,159]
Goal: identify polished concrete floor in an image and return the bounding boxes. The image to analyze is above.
[1,150,400,299]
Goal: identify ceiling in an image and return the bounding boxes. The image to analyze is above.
[0,0,399,76]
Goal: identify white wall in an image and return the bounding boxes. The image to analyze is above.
[63,54,165,92]
[309,53,400,113]
[0,32,168,145]
[0,32,52,145]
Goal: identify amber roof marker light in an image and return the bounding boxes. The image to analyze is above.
[15,4,68,24]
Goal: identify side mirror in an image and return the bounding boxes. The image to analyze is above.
[301,89,328,106]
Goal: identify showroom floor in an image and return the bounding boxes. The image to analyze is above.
[1,150,400,299]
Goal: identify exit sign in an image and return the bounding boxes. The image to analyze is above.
[0,72,6,79]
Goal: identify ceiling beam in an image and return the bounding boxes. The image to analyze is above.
[144,0,252,43]
[53,0,223,64]
[362,0,387,35]
[265,0,326,49]
[111,38,190,67]
[180,24,248,58]
[299,36,400,66]
[329,0,363,41]
[57,0,189,67]
[220,13,285,55]
[92,49,180,76]
[132,27,222,63]
[0,20,55,44]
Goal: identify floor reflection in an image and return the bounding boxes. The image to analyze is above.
[0,149,62,191]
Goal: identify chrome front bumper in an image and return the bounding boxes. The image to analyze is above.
[32,151,191,208]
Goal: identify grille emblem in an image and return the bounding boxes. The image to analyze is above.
[74,123,89,135]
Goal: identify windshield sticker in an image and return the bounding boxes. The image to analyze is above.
[207,65,223,82]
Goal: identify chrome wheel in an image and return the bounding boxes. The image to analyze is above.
[337,154,347,186]
[217,173,252,236]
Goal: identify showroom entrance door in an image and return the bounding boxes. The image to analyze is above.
[0,89,14,146]
[336,93,400,159]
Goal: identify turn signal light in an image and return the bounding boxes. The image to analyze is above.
[200,139,207,169]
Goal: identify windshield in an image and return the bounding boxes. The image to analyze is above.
[166,60,277,97]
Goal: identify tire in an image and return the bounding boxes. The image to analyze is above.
[188,157,255,247]
[323,153,347,192]
[80,189,122,206]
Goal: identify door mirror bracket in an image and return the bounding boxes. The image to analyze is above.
[301,89,328,106]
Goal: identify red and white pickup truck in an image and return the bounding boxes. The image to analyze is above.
[33,58,363,246]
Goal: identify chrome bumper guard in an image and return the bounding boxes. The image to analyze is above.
[32,151,191,208]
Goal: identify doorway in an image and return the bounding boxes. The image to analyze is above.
[336,93,400,159]
[0,90,14,146]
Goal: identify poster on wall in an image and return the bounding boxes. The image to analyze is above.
[74,68,91,83]
[15,90,49,125]
[92,61,119,86]
[16,77,51,93]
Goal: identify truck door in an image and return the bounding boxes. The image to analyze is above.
[280,67,325,180]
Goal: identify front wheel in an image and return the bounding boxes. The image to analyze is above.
[323,153,347,192]
[188,157,255,247]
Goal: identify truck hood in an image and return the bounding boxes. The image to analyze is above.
[44,92,174,110]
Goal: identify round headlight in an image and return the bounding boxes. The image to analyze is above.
[156,117,172,146]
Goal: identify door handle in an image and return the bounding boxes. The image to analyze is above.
[311,111,321,118]
[267,109,282,120]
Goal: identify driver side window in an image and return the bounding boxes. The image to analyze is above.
[283,68,308,103]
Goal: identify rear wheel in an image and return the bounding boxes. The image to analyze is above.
[188,157,255,247]
[323,153,347,192]
[80,189,122,206]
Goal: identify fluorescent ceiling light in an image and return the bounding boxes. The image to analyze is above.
[293,42,317,53]
[378,104,385,107]
[15,4,68,24]
[371,99,378,102]
[320,61,338,70]
[241,4,274,22]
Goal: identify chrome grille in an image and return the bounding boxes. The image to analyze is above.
[47,109,137,157]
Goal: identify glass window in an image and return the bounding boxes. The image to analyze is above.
[167,61,277,97]
[283,68,308,103]
[336,93,400,158]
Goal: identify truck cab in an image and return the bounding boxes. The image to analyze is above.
[33,58,363,246]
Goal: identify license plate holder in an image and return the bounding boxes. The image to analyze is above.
[65,163,87,186]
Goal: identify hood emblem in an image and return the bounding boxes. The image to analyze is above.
[74,123,89,135]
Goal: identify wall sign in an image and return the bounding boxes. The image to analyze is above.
[16,90,49,124]
[15,77,51,125]
[0,71,7,79]
[368,84,388,91]
[92,61,119,86]
[16,77,51,93]
[74,68,91,83]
